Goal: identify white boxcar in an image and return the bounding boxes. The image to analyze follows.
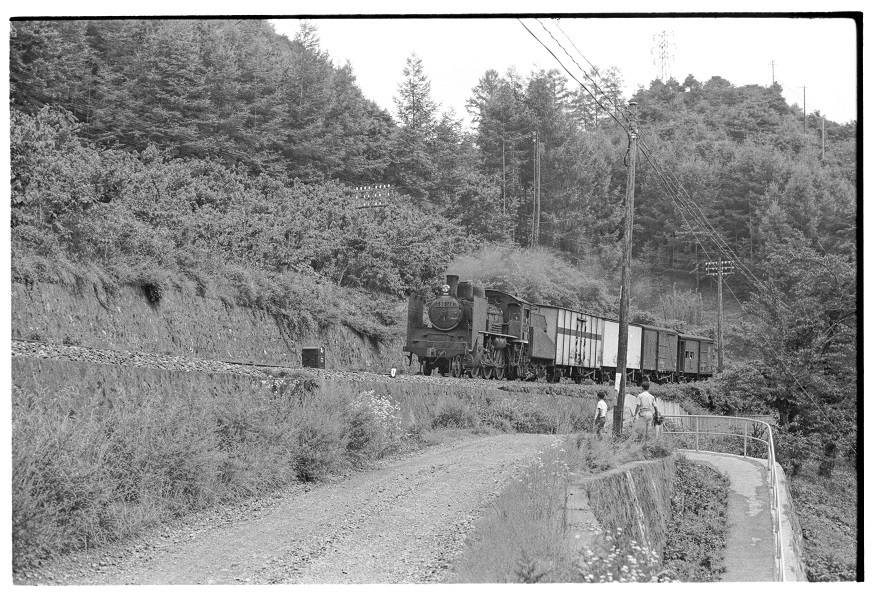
[601,319,642,369]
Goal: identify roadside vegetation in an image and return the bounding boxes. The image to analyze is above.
[13,376,608,570]
[661,457,729,581]
[789,463,857,581]
[450,435,679,583]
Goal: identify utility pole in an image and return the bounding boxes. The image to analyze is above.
[770,60,775,85]
[502,137,506,214]
[530,132,536,247]
[529,131,541,248]
[705,259,734,372]
[802,86,807,134]
[535,130,541,246]
[613,101,638,437]
[821,114,826,161]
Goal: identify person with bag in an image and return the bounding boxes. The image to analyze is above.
[635,380,657,440]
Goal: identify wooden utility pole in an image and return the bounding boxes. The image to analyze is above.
[534,130,541,247]
[802,86,807,134]
[770,60,775,85]
[717,260,724,372]
[613,101,638,436]
[821,114,826,161]
[502,138,506,214]
[705,259,734,372]
[530,132,536,247]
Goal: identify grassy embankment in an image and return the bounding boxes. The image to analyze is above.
[789,465,858,581]
[13,375,607,571]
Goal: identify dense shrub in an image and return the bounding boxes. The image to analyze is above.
[10,106,466,340]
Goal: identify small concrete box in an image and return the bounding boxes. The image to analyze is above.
[301,347,326,369]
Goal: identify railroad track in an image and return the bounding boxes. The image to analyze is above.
[12,338,580,394]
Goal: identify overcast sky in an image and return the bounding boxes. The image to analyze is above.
[270,15,858,127]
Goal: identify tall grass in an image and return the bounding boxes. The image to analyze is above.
[449,440,584,583]
[12,375,603,570]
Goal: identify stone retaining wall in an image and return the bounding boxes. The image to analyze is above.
[565,456,676,555]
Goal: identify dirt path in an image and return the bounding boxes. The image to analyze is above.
[19,433,556,585]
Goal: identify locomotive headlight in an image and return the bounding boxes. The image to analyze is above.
[441,284,450,294]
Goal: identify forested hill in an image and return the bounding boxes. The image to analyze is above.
[11,18,856,323]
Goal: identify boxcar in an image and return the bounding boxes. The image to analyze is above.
[601,319,643,382]
[640,325,679,383]
[677,333,715,381]
[536,305,604,383]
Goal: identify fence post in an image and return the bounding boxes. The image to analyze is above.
[743,420,748,456]
[695,416,700,451]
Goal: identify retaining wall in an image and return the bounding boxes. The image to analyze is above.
[565,456,677,555]
[11,282,402,371]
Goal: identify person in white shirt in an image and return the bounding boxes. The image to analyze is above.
[594,390,608,440]
[635,380,657,440]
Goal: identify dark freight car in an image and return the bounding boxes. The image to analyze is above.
[640,325,679,382]
[677,333,715,381]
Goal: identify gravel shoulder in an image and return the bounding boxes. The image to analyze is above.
[16,432,557,585]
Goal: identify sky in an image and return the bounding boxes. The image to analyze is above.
[269,14,859,127]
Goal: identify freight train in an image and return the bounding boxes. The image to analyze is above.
[404,274,714,384]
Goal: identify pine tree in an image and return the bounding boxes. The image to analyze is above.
[389,53,439,200]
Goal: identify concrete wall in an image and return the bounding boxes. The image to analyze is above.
[565,456,676,555]
[11,282,403,372]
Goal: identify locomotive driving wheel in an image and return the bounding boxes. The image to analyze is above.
[492,348,506,380]
[481,354,494,379]
[451,355,464,378]
[469,360,480,378]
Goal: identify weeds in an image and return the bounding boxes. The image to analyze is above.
[579,529,671,582]
[789,464,857,581]
[450,440,584,583]
[11,374,607,570]
[661,457,729,582]
[576,433,674,473]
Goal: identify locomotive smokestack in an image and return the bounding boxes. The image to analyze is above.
[446,275,459,297]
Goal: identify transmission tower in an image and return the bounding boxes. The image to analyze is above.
[651,31,676,82]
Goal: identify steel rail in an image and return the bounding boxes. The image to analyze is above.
[659,414,787,582]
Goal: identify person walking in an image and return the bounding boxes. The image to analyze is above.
[594,390,608,440]
[635,381,657,440]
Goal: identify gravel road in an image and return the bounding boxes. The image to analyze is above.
[16,432,557,585]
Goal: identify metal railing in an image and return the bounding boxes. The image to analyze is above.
[660,414,787,582]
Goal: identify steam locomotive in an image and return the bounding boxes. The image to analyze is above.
[404,274,714,384]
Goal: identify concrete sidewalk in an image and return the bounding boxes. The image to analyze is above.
[679,451,780,582]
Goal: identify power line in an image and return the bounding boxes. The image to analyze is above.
[518,19,856,451]
[521,18,766,295]
[517,18,630,136]
[550,20,633,119]
[528,19,779,294]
